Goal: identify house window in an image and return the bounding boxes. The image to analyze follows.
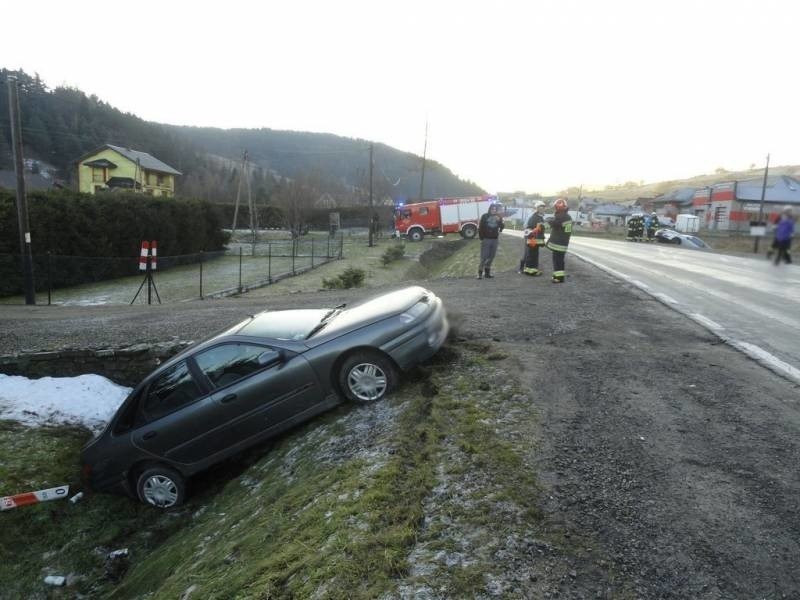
[157,174,165,186]
[92,167,105,182]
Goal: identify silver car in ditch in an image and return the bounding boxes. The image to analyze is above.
[81,286,448,508]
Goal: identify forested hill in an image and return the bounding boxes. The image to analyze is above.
[166,125,485,202]
[0,69,484,202]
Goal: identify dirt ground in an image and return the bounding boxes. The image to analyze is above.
[2,250,799,598]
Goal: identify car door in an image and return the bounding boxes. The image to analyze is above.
[131,359,218,464]
[162,342,324,464]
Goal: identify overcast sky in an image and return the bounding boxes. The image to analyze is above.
[3,0,798,194]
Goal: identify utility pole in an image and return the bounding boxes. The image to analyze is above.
[231,150,247,234]
[754,153,770,254]
[7,75,36,305]
[417,120,428,202]
[245,156,257,252]
[368,142,374,247]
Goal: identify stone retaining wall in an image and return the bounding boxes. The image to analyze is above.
[0,341,192,386]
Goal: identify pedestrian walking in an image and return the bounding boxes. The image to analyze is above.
[523,200,547,276]
[546,197,572,283]
[477,202,504,279]
[770,206,795,265]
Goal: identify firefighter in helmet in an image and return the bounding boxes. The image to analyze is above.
[646,211,659,241]
[627,214,644,241]
[546,197,572,283]
[523,200,547,276]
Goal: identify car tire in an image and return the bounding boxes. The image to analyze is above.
[408,229,424,242]
[338,352,397,402]
[461,224,477,239]
[136,465,187,509]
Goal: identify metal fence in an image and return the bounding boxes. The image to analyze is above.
[0,235,346,306]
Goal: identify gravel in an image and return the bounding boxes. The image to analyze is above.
[2,251,799,598]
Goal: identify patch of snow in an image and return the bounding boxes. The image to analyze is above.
[0,374,131,433]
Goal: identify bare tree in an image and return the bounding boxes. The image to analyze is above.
[272,173,318,238]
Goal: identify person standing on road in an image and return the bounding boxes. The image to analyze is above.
[523,200,547,276]
[546,197,572,283]
[771,206,795,265]
[478,202,504,279]
[646,212,660,241]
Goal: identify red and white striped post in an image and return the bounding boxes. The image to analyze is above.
[1,485,70,511]
[138,241,150,272]
[150,240,158,271]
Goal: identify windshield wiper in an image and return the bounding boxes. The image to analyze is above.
[305,304,346,339]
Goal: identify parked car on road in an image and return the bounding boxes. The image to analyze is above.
[81,286,449,508]
[654,228,712,250]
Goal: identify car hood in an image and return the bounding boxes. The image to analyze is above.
[306,286,432,345]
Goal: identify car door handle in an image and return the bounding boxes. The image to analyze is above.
[221,393,237,404]
[142,431,157,440]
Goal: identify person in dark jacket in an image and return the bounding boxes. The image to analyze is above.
[546,197,572,283]
[477,202,504,279]
[523,200,547,276]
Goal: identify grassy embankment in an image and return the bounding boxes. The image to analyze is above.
[1,234,546,598]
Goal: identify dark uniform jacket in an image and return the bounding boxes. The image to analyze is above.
[547,212,572,252]
[479,212,504,239]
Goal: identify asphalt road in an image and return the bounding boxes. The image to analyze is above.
[508,231,800,386]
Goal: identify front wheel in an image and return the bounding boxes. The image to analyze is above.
[461,224,477,239]
[338,352,397,402]
[408,229,424,242]
[136,465,187,509]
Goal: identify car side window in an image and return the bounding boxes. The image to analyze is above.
[194,343,280,389]
[142,361,202,421]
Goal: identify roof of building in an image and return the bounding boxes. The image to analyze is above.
[733,175,800,204]
[77,144,182,176]
[590,203,631,216]
[653,187,697,206]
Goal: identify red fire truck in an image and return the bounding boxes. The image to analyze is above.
[393,195,500,241]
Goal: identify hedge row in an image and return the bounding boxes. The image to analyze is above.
[0,190,229,295]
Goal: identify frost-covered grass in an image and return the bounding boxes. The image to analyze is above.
[0,235,344,306]
[0,342,545,598]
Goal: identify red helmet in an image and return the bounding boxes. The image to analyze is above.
[554,198,568,212]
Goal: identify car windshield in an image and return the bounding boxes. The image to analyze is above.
[239,309,332,341]
[685,236,709,248]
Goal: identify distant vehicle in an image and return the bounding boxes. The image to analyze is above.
[675,214,700,233]
[654,228,711,250]
[394,195,500,241]
[81,286,449,508]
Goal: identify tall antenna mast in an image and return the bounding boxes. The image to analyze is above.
[417,120,428,202]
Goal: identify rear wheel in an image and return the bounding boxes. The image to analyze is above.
[461,224,477,239]
[408,228,424,242]
[136,465,186,509]
[338,352,397,402]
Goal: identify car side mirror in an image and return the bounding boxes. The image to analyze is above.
[258,349,284,368]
